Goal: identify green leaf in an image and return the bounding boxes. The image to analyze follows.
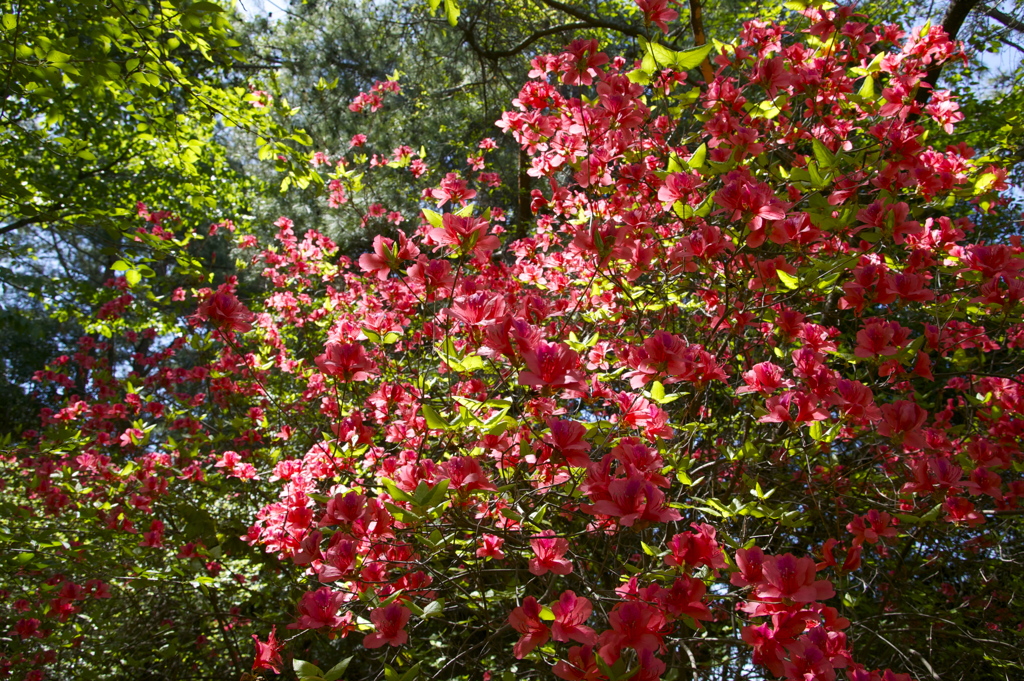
[421,599,445,618]
[649,380,666,403]
[626,68,651,85]
[858,75,875,99]
[499,506,522,522]
[811,139,837,170]
[639,38,678,72]
[443,0,459,25]
[294,660,325,678]
[421,404,451,430]
[324,656,353,681]
[422,209,443,228]
[776,269,799,290]
[125,269,142,286]
[381,479,413,503]
[674,43,713,70]
[422,478,450,508]
[806,161,827,189]
[687,143,707,169]
[188,1,225,12]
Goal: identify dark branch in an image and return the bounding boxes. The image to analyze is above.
[984,5,1024,34]
[1000,34,1024,53]
[534,0,643,38]
[462,22,591,59]
[0,215,42,236]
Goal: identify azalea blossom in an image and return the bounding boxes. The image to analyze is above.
[509,597,550,658]
[529,530,573,575]
[364,603,411,648]
[195,292,255,333]
[251,626,283,674]
[315,342,376,382]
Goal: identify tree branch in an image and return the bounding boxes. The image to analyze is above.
[534,0,643,38]
[0,215,41,235]
[462,22,592,59]
[984,5,1024,34]
[1000,34,1024,53]
[688,0,714,84]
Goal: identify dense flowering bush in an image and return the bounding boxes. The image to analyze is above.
[5,4,1024,681]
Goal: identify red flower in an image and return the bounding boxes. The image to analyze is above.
[442,456,498,493]
[318,532,359,583]
[553,645,602,681]
[736,362,792,395]
[759,391,829,424]
[713,170,788,247]
[139,519,164,548]
[315,342,375,382]
[664,523,727,571]
[196,292,255,333]
[854,318,911,358]
[856,200,922,244]
[519,342,586,392]
[319,491,369,527]
[509,597,550,658]
[358,232,419,280]
[551,591,596,645]
[560,39,608,86]
[475,534,505,560]
[290,587,350,630]
[529,530,574,575]
[587,477,681,527]
[830,379,882,422]
[449,291,507,327]
[544,418,592,467]
[598,601,668,660]
[846,510,898,546]
[755,553,835,603]
[429,213,498,257]
[635,0,678,34]
[657,171,703,206]
[431,172,477,207]
[877,400,928,450]
[661,576,711,623]
[626,334,728,388]
[406,256,455,295]
[251,626,283,674]
[364,603,411,648]
[13,618,43,640]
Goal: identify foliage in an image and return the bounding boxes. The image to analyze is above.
[0,0,314,438]
[1,0,252,232]
[4,2,1024,681]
